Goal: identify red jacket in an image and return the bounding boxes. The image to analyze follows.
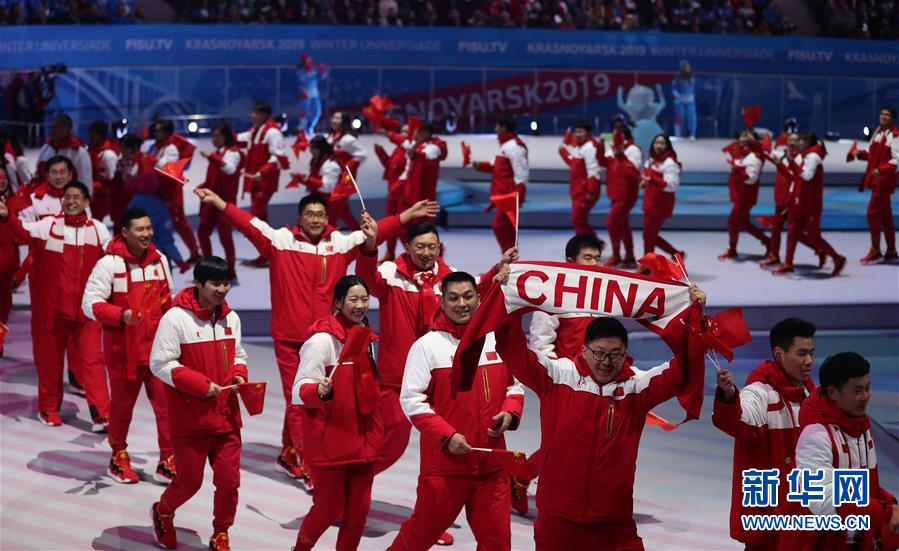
[495,320,700,524]
[712,360,815,546]
[202,145,244,200]
[856,124,898,194]
[82,235,173,379]
[328,132,367,176]
[222,204,401,343]
[89,139,120,192]
[790,145,827,218]
[475,132,528,204]
[602,142,642,204]
[373,136,408,197]
[559,136,601,202]
[6,212,109,329]
[401,313,524,477]
[642,152,681,218]
[150,287,249,436]
[294,314,383,467]
[238,119,287,194]
[778,390,898,551]
[404,137,447,205]
[303,155,341,196]
[723,142,763,205]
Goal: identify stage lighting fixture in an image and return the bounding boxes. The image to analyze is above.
[352,118,362,130]
[445,113,457,134]
[530,120,538,132]
[187,121,199,133]
[863,126,870,136]
[121,118,128,125]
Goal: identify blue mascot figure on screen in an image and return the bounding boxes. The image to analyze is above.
[672,60,697,140]
[296,53,328,135]
[617,82,666,155]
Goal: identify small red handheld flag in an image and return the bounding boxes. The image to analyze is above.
[461,141,472,168]
[701,308,752,362]
[761,132,772,153]
[637,253,686,281]
[490,191,519,234]
[329,171,357,202]
[406,116,423,140]
[237,382,267,416]
[286,173,305,189]
[154,158,190,187]
[292,131,308,158]
[742,104,761,129]
[646,411,678,432]
[846,141,858,162]
[491,449,532,480]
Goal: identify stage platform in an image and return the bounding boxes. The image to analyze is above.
[2,309,896,550]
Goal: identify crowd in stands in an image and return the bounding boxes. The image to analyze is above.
[0,0,141,24]
[808,0,899,39]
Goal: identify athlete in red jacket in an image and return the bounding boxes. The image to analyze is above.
[389,271,524,551]
[773,134,846,277]
[777,352,899,551]
[848,105,899,265]
[761,132,801,267]
[601,126,643,267]
[402,123,448,217]
[292,275,383,551]
[0,182,111,430]
[473,115,528,252]
[641,134,684,260]
[719,130,770,260]
[36,113,92,189]
[494,287,706,550]
[150,257,249,551]
[87,120,121,226]
[373,126,409,260]
[327,111,367,230]
[194,187,437,488]
[559,121,602,236]
[237,102,289,267]
[712,317,818,550]
[198,124,244,281]
[83,207,176,485]
[149,119,199,262]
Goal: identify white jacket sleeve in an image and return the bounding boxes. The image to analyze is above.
[231,314,248,367]
[236,129,252,144]
[583,142,601,179]
[399,339,436,419]
[150,310,185,387]
[422,143,442,161]
[509,142,529,185]
[156,144,180,168]
[529,311,561,358]
[98,150,119,181]
[661,158,681,192]
[737,382,771,427]
[737,152,762,185]
[625,145,643,171]
[73,147,93,191]
[37,144,53,164]
[889,132,899,168]
[81,255,115,320]
[319,160,341,194]
[293,333,336,405]
[794,424,837,516]
[95,222,111,248]
[798,152,822,182]
[220,150,242,175]
[263,128,287,165]
[345,135,367,165]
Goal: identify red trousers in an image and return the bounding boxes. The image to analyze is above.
[198,203,236,272]
[607,195,638,260]
[33,316,110,418]
[768,206,788,259]
[534,513,644,551]
[389,471,511,551]
[492,211,516,253]
[373,387,412,475]
[0,267,15,326]
[867,190,896,252]
[571,196,598,236]
[273,339,305,456]
[295,462,375,551]
[328,197,360,231]
[108,365,173,458]
[249,185,276,223]
[728,195,769,252]
[642,210,678,256]
[785,212,838,265]
[159,431,242,535]
[162,182,199,256]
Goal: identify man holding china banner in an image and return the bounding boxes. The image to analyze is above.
[452,260,746,550]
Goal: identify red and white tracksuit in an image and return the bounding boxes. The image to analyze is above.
[89,140,122,225]
[559,135,601,235]
[222,204,401,457]
[856,124,899,253]
[642,153,681,256]
[198,146,244,274]
[602,142,643,261]
[712,360,815,550]
[374,133,409,257]
[768,134,792,259]
[151,134,199,256]
[292,314,383,551]
[475,133,528,252]
[355,252,454,475]
[328,131,367,230]
[303,155,342,197]
[82,235,174,459]
[151,287,248,536]
[494,321,703,550]
[724,144,768,252]
[237,119,287,223]
[402,137,448,214]
[776,390,899,551]
[37,134,93,190]
[784,146,840,266]
[6,213,110,418]
[390,319,524,551]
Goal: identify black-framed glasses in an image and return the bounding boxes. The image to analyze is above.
[585,344,626,364]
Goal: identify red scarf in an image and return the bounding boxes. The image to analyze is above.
[394,253,453,326]
[291,223,335,246]
[746,359,815,404]
[172,287,233,322]
[497,132,527,152]
[651,149,682,168]
[799,388,870,438]
[64,212,89,227]
[429,309,468,340]
[33,182,64,199]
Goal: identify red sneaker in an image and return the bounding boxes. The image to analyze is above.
[108,450,140,484]
[860,249,883,265]
[151,502,177,549]
[91,416,109,433]
[37,411,62,426]
[717,249,737,261]
[759,254,780,267]
[277,446,304,479]
[510,477,531,516]
[436,531,454,546]
[831,255,847,277]
[884,250,898,262]
[155,454,177,484]
[298,461,314,493]
[209,532,230,551]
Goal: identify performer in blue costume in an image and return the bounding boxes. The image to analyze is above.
[296,53,328,135]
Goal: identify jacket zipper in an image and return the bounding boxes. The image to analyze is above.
[320,252,327,285]
[482,368,491,403]
[605,400,615,438]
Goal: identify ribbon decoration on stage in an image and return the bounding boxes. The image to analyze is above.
[450,261,750,423]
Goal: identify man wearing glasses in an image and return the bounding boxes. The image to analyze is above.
[494,284,707,550]
[194,188,437,491]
